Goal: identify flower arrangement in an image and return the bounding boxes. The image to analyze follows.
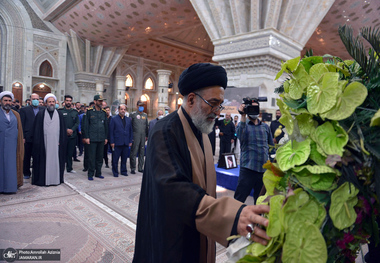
[230,25,380,263]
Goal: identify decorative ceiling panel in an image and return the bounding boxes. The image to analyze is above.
[302,0,380,59]
[52,0,203,47]
[44,0,380,67]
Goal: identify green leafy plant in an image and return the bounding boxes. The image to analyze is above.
[230,25,380,263]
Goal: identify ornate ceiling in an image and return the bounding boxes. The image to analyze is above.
[36,0,379,68]
[302,0,380,58]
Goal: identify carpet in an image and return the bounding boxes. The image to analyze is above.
[87,183,141,224]
[0,195,135,262]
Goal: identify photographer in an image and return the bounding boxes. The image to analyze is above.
[234,99,274,204]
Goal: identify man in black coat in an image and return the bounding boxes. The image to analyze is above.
[269,109,285,144]
[217,112,235,166]
[19,93,44,179]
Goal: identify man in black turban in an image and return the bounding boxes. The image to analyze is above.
[133,63,270,263]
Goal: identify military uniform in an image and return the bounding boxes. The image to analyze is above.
[82,106,108,179]
[58,107,79,172]
[129,111,148,172]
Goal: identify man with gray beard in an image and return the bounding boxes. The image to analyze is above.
[32,93,67,186]
[134,63,270,263]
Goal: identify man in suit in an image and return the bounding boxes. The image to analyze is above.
[109,104,133,177]
[148,109,163,133]
[19,93,43,179]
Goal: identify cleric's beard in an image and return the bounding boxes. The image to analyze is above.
[191,101,216,134]
[1,104,11,110]
[47,105,55,112]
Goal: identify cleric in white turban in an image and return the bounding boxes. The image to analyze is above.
[0,91,15,101]
[44,93,57,104]
[32,92,67,187]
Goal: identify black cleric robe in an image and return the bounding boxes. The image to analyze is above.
[133,107,244,263]
[31,109,67,186]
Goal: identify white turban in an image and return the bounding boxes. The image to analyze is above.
[44,93,57,103]
[0,91,14,101]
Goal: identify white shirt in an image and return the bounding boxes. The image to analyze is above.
[1,107,11,122]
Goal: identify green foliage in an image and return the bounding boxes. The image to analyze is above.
[311,121,348,157]
[282,223,327,263]
[276,139,311,171]
[233,25,380,263]
[329,182,359,230]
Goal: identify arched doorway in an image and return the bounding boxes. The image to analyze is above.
[32,83,51,99]
[12,82,23,104]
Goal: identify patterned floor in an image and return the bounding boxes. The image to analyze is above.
[0,145,247,263]
[0,140,367,262]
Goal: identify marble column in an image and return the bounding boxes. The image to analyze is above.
[156,69,172,110]
[190,0,335,111]
[95,79,104,97]
[115,76,126,104]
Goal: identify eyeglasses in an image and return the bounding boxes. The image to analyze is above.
[194,93,225,113]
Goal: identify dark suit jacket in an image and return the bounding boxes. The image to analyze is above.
[19,106,43,142]
[109,115,133,146]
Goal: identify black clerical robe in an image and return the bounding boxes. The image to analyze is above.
[31,109,67,186]
[133,108,243,263]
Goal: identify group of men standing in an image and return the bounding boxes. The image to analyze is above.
[0,91,67,193]
[0,90,153,192]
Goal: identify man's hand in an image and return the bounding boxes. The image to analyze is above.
[239,104,247,122]
[219,132,224,136]
[238,205,271,245]
[129,143,132,147]
[105,139,108,145]
[84,138,90,144]
[231,139,234,144]
[67,129,73,136]
[111,143,115,149]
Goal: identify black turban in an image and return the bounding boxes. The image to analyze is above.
[178,63,227,96]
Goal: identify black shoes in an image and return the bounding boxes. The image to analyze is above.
[105,164,109,168]
[131,170,136,174]
[83,168,88,172]
[138,169,144,173]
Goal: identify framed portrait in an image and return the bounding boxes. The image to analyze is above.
[224,154,237,169]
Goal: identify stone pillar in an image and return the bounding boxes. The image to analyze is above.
[115,76,126,104]
[156,69,172,110]
[95,79,104,96]
[190,0,335,110]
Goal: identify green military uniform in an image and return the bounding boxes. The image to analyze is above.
[58,107,79,172]
[129,110,148,172]
[82,106,108,179]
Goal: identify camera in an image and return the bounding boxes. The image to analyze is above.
[241,97,267,115]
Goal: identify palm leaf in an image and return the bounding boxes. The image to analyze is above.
[361,27,380,55]
[338,25,369,75]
